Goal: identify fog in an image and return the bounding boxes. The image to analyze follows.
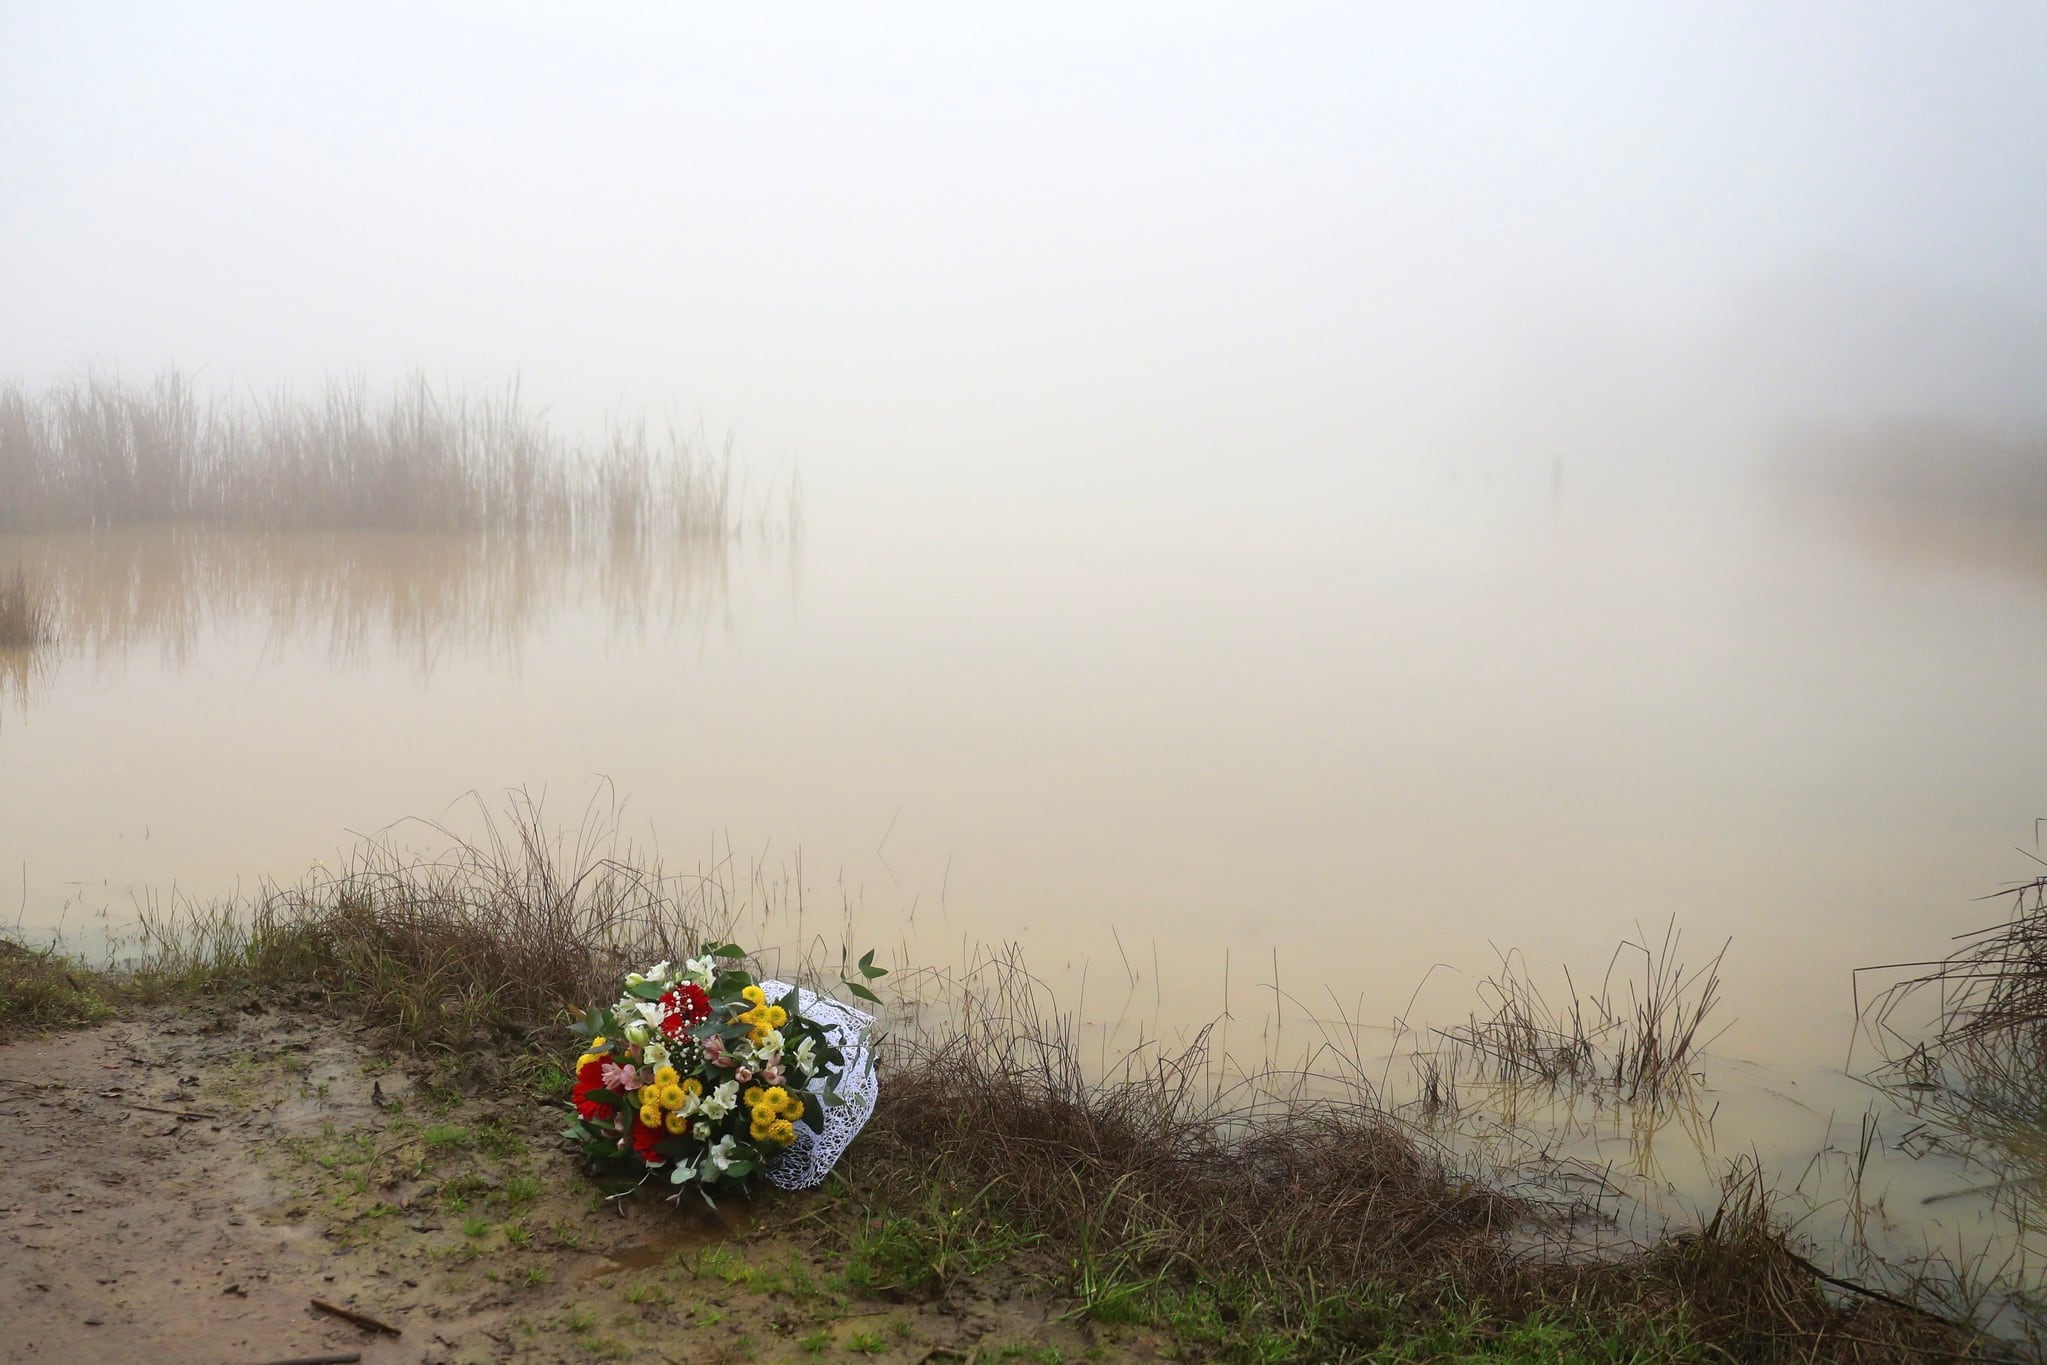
[10,6,2047,1296]
[7,3,2047,537]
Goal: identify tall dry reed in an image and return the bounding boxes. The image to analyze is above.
[0,372,737,539]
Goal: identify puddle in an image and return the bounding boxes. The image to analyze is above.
[583,1197,753,1275]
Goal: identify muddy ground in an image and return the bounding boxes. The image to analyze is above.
[0,997,1162,1364]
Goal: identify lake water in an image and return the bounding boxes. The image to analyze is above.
[3,465,2043,1298]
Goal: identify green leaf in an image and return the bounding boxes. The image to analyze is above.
[847,983,880,1004]
[626,980,667,1001]
[712,943,746,958]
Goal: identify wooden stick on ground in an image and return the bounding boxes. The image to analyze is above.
[249,1354,364,1365]
[126,1101,221,1121]
[307,1298,402,1337]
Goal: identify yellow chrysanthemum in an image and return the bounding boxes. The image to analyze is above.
[664,1111,690,1135]
[653,1065,679,1087]
[750,1114,775,1140]
[767,1119,795,1145]
[741,985,766,1006]
[743,1086,765,1107]
[765,1005,787,1028]
[778,1093,806,1120]
[658,1084,686,1109]
[639,1103,661,1128]
[681,1078,703,1098]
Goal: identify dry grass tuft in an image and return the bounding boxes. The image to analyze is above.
[123,791,736,1059]
[1571,1159,1985,1362]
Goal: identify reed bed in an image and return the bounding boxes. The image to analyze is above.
[1776,419,2047,522]
[0,372,735,539]
[1437,923,1729,1105]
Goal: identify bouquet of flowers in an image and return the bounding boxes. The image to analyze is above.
[565,943,885,1200]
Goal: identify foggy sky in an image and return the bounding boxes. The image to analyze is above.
[6,3,2046,523]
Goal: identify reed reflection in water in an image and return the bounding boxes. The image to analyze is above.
[0,526,743,683]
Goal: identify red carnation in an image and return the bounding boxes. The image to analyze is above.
[572,1058,614,1122]
[630,1110,667,1163]
[658,983,712,1037]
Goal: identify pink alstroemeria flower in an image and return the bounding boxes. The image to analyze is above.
[601,1061,641,1093]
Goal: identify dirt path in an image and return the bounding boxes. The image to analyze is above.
[0,1000,1156,1364]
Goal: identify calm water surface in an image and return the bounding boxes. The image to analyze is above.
[3,472,2043,1284]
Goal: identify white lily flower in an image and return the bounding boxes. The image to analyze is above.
[705,1135,739,1173]
[641,1042,670,1070]
[699,1080,740,1120]
[755,1028,786,1056]
[683,955,716,987]
[623,1018,652,1046]
[624,972,646,989]
[792,1036,818,1077]
[692,1121,711,1140]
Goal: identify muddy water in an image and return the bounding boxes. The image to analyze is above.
[2,476,2044,1291]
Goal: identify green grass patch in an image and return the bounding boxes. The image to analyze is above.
[0,938,112,1038]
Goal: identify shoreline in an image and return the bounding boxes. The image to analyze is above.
[1,925,2010,1363]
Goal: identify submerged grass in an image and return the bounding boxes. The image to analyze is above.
[1438,923,1728,1106]
[1861,870,2047,1158]
[0,798,2007,1361]
[840,954,1978,1361]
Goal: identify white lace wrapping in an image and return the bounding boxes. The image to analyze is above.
[757,979,878,1190]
